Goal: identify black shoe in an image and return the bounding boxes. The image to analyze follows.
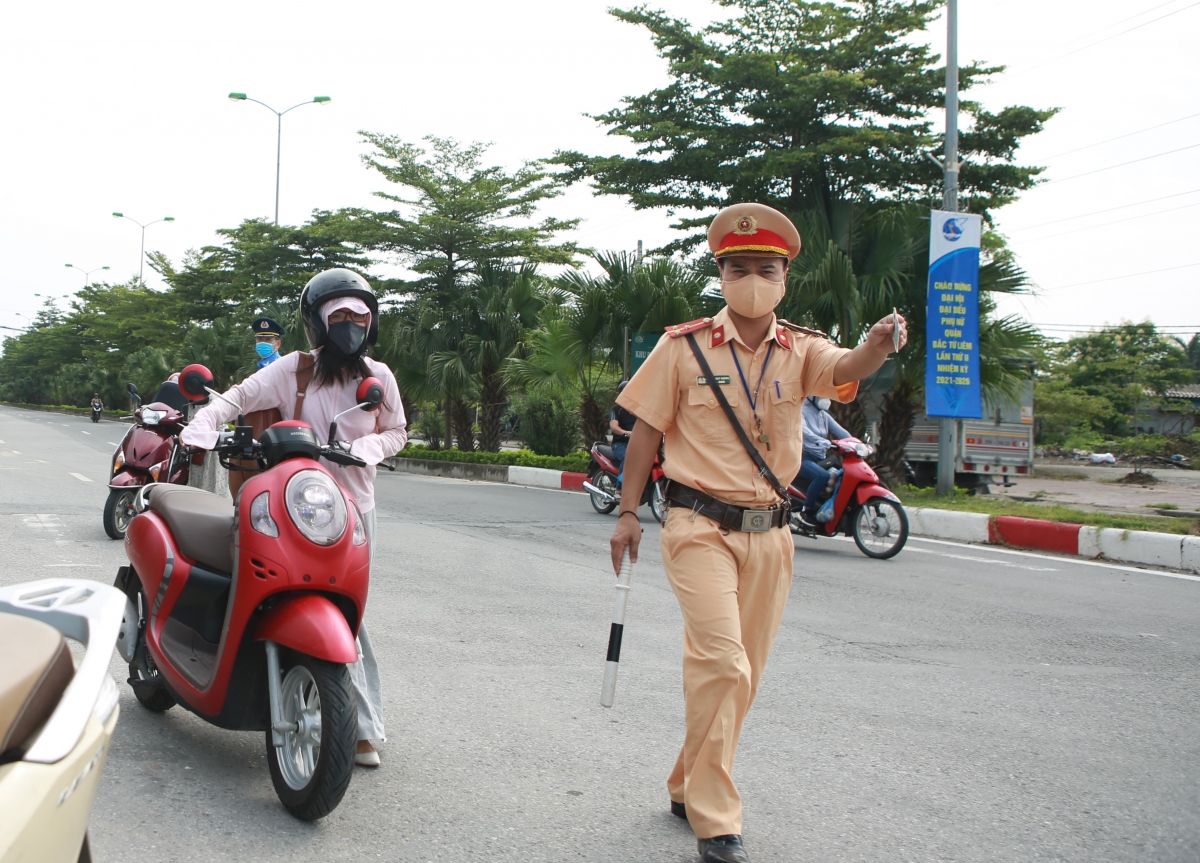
[671,800,687,820]
[797,511,818,531]
[697,834,749,863]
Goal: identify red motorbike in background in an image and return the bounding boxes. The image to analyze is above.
[789,437,909,559]
[114,363,384,820]
[583,440,668,523]
[105,379,193,540]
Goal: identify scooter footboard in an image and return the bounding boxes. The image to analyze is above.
[252,594,358,664]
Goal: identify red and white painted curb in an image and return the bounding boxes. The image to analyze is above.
[506,465,588,492]
[387,457,1198,575]
[910,507,1200,574]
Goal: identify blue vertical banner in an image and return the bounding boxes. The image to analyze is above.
[924,210,983,418]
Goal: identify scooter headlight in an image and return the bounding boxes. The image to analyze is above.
[285,470,347,545]
[140,408,162,426]
[854,442,874,458]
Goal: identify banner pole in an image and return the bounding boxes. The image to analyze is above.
[937,0,960,496]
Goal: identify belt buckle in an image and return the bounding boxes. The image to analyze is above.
[740,509,773,532]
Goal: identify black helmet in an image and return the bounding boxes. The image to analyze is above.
[299,268,380,350]
[617,380,629,393]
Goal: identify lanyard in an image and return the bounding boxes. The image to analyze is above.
[729,341,774,449]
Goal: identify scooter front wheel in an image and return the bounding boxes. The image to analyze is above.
[851,497,909,559]
[266,654,357,821]
[103,488,136,540]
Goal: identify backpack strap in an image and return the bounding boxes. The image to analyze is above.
[293,352,316,421]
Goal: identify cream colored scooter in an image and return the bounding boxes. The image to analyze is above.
[0,579,125,863]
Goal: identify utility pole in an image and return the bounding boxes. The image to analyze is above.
[936,0,960,495]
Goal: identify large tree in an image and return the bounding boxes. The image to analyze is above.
[554,0,1054,253]
[150,212,372,325]
[349,134,580,446]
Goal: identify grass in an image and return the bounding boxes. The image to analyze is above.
[899,486,1199,536]
[1147,502,1180,511]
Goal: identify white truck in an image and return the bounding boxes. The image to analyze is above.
[904,370,1035,490]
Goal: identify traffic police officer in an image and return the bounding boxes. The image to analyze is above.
[252,316,285,368]
[610,203,907,863]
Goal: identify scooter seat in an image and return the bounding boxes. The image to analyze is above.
[148,485,235,574]
[595,444,616,462]
[0,613,75,757]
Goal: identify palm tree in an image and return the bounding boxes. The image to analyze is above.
[386,263,543,452]
[507,252,715,443]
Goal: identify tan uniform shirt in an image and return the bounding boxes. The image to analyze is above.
[617,307,857,507]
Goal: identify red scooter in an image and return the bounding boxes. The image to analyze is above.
[583,440,667,523]
[789,438,909,559]
[105,379,192,540]
[113,363,382,820]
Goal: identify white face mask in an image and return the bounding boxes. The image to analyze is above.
[816,398,832,411]
[721,273,786,318]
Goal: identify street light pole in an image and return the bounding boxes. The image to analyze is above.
[111,213,174,283]
[228,93,331,225]
[936,0,961,496]
[65,263,110,287]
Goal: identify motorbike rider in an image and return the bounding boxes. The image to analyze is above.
[608,380,636,487]
[180,268,407,768]
[90,392,104,414]
[252,316,285,368]
[793,395,852,530]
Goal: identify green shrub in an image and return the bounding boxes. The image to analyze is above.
[517,397,580,456]
[397,443,590,473]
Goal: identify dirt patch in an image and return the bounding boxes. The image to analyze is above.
[1117,471,1160,485]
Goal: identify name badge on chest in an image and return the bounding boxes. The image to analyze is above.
[697,375,731,386]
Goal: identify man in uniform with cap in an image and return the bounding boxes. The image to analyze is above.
[252,316,285,368]
[610,203,907,863]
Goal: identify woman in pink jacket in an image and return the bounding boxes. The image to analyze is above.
[182,268,407,767]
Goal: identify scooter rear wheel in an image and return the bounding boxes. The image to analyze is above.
[851,497,909,559]
[266,654,357,821]
[649,477,667,524]
[588,471,618,515]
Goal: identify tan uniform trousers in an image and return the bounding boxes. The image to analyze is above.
[661,505,794,839]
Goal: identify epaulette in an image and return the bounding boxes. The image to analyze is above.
[778,319,833,340]
[665,317,714,338]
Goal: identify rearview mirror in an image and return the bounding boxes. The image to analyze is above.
[356,377,384,411]
[179,364,215,402]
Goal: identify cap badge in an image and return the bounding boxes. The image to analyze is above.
[733,215,758,235]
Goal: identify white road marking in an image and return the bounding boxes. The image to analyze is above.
[107,442,120,446]
[35,460,48,464]
[906,546,1058,572]
[44,564,102,567]
[10,451,20,455]
[906,536,1200,583]
[69,472,93,483]
[81,430,90,435]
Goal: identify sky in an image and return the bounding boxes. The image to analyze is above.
[1,0,1197,347]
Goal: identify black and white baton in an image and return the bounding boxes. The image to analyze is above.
[600,550,634,708]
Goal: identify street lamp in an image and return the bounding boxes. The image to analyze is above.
[112,213,174,283]
[65,263,110,287]
[228,92,331,225]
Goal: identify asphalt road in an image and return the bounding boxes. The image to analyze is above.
[2,404,1198,863]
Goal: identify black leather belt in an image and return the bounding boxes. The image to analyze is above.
[665,480,788,532]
